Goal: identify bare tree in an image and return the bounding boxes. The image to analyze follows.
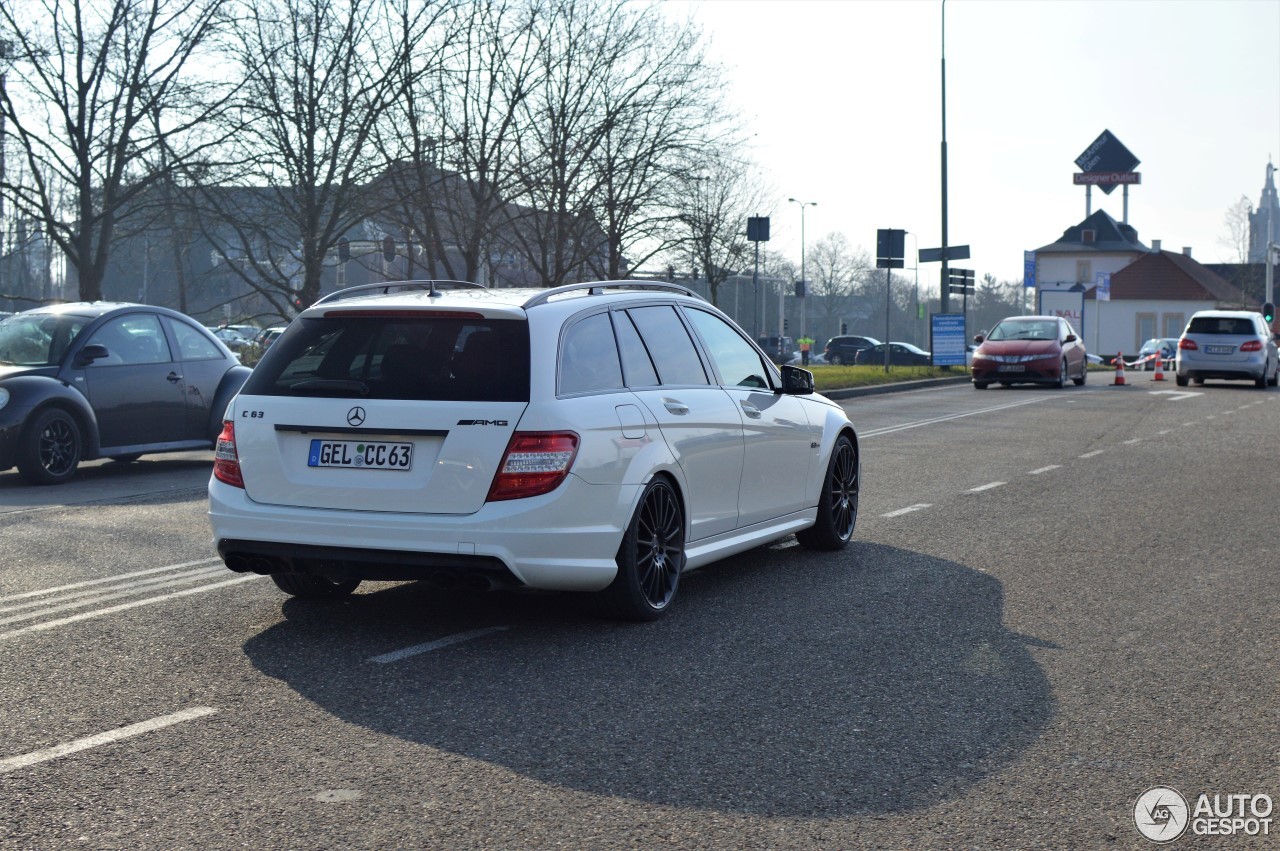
[0,0,232,301]
[1219,195,1253,264]
[807,233,870,337]
[373,0,537,285]
[202,0,446,315]
[676,155,772,307]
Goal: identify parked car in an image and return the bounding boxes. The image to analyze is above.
[208,326,253,351]
[970,315,1088,389]
[1136,337,1179,370]
[854,342,931,366]
[0,303,251,484]
[1175,309,1279,388]
[254,326,287,350]
[755,334,797,365]
[823,335,881,365]
[209,280,861,620]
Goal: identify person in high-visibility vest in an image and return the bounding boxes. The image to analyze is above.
[798,335,814,366]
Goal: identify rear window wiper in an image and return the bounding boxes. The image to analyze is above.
[286,378,370,396]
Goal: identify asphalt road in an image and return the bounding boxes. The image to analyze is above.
[1,379,1277,849]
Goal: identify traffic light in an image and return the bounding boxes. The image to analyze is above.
[784,318,789,331]
[840,321,848,335]
[337,238,350,263]
[382,235,396,262]
[1264,302,1275,324]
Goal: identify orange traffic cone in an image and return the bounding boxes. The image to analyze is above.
[1152,352,1165,381]
[1113,352,1126,385]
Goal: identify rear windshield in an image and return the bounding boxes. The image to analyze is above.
[1187,316,1257,336]
[241,315,530,402]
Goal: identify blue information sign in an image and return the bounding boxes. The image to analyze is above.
[1024,251,1037,288]
[930,313,967,367]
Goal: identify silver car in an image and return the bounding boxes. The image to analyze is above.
[1175,310,1279,388]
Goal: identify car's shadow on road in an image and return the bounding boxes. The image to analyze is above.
[242,542,1055,818]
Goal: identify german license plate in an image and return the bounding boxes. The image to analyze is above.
[1205,345,1234,354]
[308,439,413,471]
[997,364,1026,372]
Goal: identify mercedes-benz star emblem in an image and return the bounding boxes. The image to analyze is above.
[347,406,366,427]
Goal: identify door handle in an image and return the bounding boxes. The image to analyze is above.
[662,398,689,415]
[740,402,762,419]
[166,371,183,383]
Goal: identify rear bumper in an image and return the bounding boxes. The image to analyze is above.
[1176,352,1267,381]
[208,473,640,592]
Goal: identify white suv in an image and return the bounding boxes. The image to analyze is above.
[208,280,860,620]
[1175,309,1279,388]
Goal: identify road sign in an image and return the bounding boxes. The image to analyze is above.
[930,313,967,366]
[919,245,970,263]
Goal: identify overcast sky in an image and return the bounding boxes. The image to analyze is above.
[656,0,1280,289]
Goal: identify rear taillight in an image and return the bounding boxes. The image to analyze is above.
[486,432,579,502]
[1240,340,1263,352]
[213,420,244,489]
[1179,338,1198,351]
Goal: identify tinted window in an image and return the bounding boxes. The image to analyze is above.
[1187,316,1258,336]
[988,320,1055,341]
[627,306,708,386]
[242,316,530,401]
[560,312,624,395]
[170,319,224,361]
[685,309,771,389]
[614,311,660,387]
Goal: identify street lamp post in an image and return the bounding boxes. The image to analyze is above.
[787,197,816,341]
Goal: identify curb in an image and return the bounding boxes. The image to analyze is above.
[823,376,972,400]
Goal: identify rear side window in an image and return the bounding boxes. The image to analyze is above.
[242,316,530,402]
[1187,316,1257,335]
[626,305,708,386]
[560,312,624,394]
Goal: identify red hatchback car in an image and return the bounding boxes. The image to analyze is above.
[970,315,1088,389]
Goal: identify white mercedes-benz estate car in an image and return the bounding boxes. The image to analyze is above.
[208,280,860,620]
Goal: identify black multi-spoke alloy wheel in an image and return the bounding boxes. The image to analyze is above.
[796,434,859,550]
[605,477,685,621]
[271,572,361,599]
[18,408,82,485]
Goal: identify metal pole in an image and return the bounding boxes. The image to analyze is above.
[884,266,891,373]
[940,0,950,315]
[751,240,760,338]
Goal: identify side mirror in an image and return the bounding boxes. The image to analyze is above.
[1063,333,1078,343]
[973,334,985,344]
[75,344,109,367]
[780,364,814,395]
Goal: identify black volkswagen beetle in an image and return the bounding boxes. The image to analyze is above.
[0,303,251,484]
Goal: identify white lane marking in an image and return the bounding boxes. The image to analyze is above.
[0,558,223,604]
[880,504,932,518]
[0,707,217,774]
[0,566,227,616]
[1123,438,1142,444]
[1028,465,1061,475]
[860,397,1048,438]
[967,482,1006,492]
[369,626,510,664]
[1182,422,1196,427]
[1149,390,1202,401]
[0,576,264,642]
[0,567,230,626]
[1079,450,1106,458]
[1157,429,1171,436]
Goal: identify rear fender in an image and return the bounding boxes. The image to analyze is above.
[205,365,252,441]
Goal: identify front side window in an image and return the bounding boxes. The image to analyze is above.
[684,308,772,389]
[87,314,172,365]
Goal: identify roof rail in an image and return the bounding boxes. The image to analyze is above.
[314,280,485,306]
[521,280,702,310]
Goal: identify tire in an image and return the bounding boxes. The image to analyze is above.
[1175,374,1188,387]
[1056,358,1068,388]
[1192,377,1204,385]
[17,408,82,485]
[796,434,858,551]
[270,572,360,599]
[1269,368,1278,387]
[1256,374,1267,389]
[973,381,988,390]
[603,477,684,621]
[1073,362,1087,386]
[830,353,843,366]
